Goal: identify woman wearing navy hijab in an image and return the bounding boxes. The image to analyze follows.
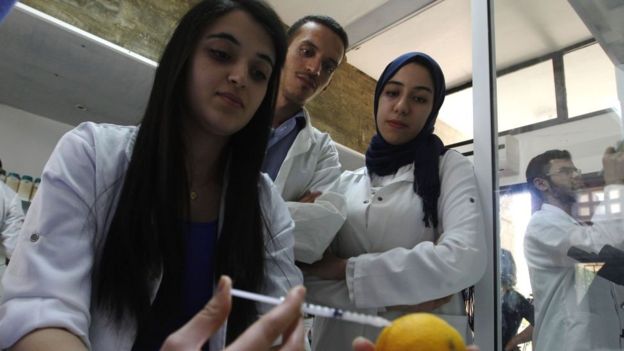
[303,52,487,351]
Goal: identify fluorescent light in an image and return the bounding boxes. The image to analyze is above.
[15,2,158,67]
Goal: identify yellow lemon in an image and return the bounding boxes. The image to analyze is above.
[376,313,466,351]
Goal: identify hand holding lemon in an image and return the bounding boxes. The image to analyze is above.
[164,280,477,351]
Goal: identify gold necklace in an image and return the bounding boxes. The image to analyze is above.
[190,191,198,201]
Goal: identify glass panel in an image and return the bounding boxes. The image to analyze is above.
[609,189,621,200]
[565,43,619,118]
[578,206,590,217]
[438,87,474,144]
[494,1,624,351]
[497,62,558,131]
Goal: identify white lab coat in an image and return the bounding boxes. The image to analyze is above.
[306,151,487,351]
[0,122,303,350]
[0,181,24,258]
[0,182,24,301]
[524,191,624,351]
[273,109,347,264]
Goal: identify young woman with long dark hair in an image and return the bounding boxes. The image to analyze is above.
[0,1,302,350]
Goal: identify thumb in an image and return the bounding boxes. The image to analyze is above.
[186,276,232,337]
[605,146,616,155]
[352,337,375,351]
[161,276,232,350]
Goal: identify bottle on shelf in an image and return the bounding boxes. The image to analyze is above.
[17,175,33,200]
[30,177,41,200]
[5,172,20,192]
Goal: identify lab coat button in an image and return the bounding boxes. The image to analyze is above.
[30,233,40,242]
[363,200,369,204]
[377,196,383,201]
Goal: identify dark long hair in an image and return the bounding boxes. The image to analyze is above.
[93,0,287,344]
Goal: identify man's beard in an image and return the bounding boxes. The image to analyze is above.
[550,182,577,205]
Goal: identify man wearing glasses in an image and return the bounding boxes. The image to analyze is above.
[524,148,624,351]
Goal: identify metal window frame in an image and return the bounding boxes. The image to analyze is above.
[471,2,622,350]
[472,1,499,350]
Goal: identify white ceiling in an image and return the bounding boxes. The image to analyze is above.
[268,0,594,87]
[347,0,472,88]
[266,0,389,29]
[0,0,618,129]
[0,4,155,126]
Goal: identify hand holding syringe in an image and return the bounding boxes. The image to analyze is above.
[231,288,391,328]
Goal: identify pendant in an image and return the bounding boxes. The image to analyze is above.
[190,191,198,201]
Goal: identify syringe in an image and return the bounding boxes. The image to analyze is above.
[231,288,391,328]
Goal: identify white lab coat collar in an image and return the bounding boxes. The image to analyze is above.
[273,108,313,190]
[538,203,582,225]
[540,203,569,215]
[353,162,416,185]
[288,108,314,156]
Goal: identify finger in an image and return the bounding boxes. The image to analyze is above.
[161,276,232,351]
[308,191,322,200]
[605,146,616,155]
[227,286,306,350]
[299,191,322,203]
[467,346,480,351]
[279,315,305,351]
[298,191,313,202]
[352,337,375,351]
[300,196,316,203]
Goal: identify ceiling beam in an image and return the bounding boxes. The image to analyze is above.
[344,0,436,50]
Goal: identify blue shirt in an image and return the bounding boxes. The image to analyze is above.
[182,221,218,322]
[133,220,218,351]
[262,111,306,180]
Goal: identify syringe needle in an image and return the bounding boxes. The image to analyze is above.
[231,288,391,328]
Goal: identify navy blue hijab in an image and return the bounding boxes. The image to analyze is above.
[365,52,447,228]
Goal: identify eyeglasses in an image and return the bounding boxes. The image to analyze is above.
[546,167,582,177]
